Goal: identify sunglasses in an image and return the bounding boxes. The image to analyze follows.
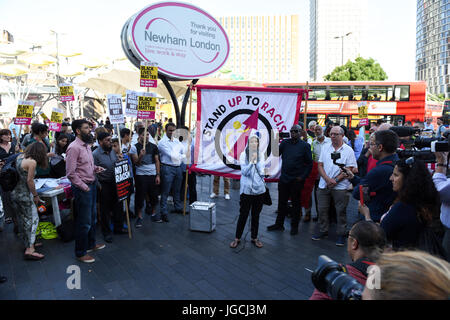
[290,130,299,133]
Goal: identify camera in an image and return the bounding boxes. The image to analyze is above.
[413,130,450,152]
[396,130,449,162]
[312,255,364,300]
[396,150,436,163]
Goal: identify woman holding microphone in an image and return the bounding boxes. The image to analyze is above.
[230,133,266,249]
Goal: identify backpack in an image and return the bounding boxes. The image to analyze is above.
[0,153,22,192]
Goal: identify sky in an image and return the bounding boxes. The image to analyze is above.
[0,0,417,81]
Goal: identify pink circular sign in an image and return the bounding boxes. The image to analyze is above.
[126,2,230,79]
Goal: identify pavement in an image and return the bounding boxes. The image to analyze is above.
[0,175,349,300]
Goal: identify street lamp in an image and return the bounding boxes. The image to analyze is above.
[334,32,352,66]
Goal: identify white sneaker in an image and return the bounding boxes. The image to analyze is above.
[210,193,217,199]
[225,194,231,200]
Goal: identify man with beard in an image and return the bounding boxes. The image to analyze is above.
[66,119,106,263]
[93,132,126,243]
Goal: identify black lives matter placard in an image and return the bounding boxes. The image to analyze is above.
[115,160,133,201]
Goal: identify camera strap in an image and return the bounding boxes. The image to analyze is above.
[349,258,375,277]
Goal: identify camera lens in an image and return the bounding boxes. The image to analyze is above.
[312,255,364,300]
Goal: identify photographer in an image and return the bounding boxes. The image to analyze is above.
[309,221,386,300]
[347,130,399,223]
[433,151,450,261]
[362,250,450,300]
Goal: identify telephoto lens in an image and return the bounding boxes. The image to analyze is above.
[311,255,364,300]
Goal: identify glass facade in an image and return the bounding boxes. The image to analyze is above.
[416,0,450,96]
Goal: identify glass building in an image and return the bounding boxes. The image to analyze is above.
[217,15,306,82]
[416,0,450,97]
[310,0,368,81]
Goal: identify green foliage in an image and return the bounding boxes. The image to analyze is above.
[324,57,388,81]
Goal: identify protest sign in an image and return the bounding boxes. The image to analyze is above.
[59,83,75,102]
[125,90,138,117]
[49,108,64,132]
[191,85,306,181]
[39,111,50,125]
[114,160,133,202]
[137,92,157,120]
[358,102,369,126]
[14,101,34,125]
[140,62,158,88]
[107,94,125,124]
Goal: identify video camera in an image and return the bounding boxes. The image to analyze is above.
[311,255,364,300]
[331,151,351,177]
[391,127,449,163]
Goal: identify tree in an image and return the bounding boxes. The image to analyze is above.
[324,57,388,81]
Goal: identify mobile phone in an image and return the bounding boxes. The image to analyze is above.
[359,185,370,205]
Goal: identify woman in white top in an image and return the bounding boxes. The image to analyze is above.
[230,134,266,249]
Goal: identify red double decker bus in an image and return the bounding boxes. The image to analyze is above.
[263,81,439,129]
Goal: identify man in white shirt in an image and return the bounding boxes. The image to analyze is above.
[305,125,331,222]
[158,122,186,219]
[312,126,357,246]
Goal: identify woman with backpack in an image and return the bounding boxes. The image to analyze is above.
[10,142,49,260]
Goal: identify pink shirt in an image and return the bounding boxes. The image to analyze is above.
[66,137,96,191]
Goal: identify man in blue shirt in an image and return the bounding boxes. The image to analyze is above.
[267,124,313,235]
[345,130,399,223]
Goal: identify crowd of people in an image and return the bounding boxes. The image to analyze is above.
[0,114,449,299]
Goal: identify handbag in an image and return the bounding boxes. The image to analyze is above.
[262,186,272,206]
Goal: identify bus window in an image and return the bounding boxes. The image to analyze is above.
[329,86,351,101]
[308,86,327,100]
[394,85,410,101]
[353,86,368,101]
[367,86,391,101]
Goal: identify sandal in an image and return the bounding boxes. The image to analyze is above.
[251,239,264,248]
[229,239,240,248]
[34,242,43,248]
[24,251,44,260]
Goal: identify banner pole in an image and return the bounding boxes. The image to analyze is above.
[117,123,132,239]
[303,81,309,129]
[143,87,149,151]
[183,83,194,216]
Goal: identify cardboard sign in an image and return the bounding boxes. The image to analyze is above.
[125,90,138,117]
[39,111,51,125]
[49,108,64,132]
[137,92,156,120]
[59,83,75,102]
[114,160,133,201]
[107,94,125,124]
[358,102,369,126]
[140,62,158,88]
[15,101,34,125]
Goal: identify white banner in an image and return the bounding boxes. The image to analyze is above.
[191,86,303,180]
[125,90,138,117]
[107,94,124,124]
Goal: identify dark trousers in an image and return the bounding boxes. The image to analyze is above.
[135,175,158,213]
[236,194,264,239]
[276,180,304,230]
[99,181,124,236]
[181,171,198,205]
[72,183,97,258]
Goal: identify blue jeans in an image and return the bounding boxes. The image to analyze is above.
[72,183,97,258]
[160,165,182,216]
